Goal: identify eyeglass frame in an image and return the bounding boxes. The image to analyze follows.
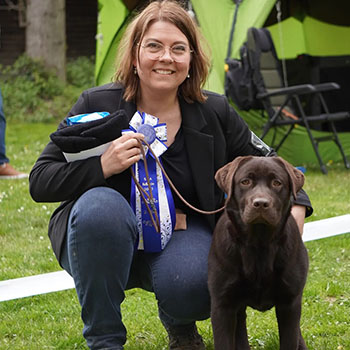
[137,41,194,62]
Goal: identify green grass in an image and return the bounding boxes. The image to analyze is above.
[1,122,349,349]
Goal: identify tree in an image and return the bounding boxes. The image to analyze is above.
[25,0,66,82]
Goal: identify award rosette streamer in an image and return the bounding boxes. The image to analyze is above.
[122,111,176,252]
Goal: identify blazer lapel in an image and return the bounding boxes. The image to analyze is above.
[180,98,216,217]
[119,98,137,122]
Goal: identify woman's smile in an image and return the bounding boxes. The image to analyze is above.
[153,69,175,75]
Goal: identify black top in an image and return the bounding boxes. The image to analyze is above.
[162,127,200,214]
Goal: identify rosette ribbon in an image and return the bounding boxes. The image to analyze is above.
[122,111,176,252]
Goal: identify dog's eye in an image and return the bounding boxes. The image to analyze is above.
[272,179,282,187]
[241,179,251,186]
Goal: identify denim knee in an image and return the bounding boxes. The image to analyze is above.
[156,266,210,323]
[68,187,138,245]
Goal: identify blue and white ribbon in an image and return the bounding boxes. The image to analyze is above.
[67,112,110,125]
[122,111,176,252]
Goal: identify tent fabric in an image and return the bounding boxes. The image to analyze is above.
[191,0,275,95]
[268,16,350,59]
[95,0,350,168]
[95,0,130,85]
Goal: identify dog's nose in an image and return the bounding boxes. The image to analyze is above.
[252,197,270,209]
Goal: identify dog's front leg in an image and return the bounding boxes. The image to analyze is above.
[211,300,236,350]
[275,299,307,350]
[235,307,250,350]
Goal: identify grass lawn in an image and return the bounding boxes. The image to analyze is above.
[0,122,349,350]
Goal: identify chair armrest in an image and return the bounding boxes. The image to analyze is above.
[312,82,340,92]
[256,84,316,99]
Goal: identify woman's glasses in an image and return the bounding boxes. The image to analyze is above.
[139,42,193,62]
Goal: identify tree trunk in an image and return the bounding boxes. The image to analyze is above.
[26,0,66,82]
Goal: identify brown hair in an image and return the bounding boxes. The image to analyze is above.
[113,0,211,103]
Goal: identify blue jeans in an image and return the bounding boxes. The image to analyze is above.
[60,187,212,350]
[0,88,9,165]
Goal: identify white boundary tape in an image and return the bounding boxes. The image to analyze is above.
[0,214,349,302]
[0,271,74,302]
[303,214,350,242]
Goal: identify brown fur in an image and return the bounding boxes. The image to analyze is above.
[208,156,308,350]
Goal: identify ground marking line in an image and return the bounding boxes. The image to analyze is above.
[1,214,349,302]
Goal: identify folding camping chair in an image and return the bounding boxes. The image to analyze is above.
[246,27,350,174]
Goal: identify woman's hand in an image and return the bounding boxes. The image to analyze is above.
[291,205,306,235]
[100,133,144,178]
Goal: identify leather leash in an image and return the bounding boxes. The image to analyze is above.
[130,139,225,233]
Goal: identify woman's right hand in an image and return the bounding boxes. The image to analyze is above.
[100,133,145,179]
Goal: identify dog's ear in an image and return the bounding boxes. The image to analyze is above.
[215,162,234,195]
[275,157,305,199]
[215,156,253,198]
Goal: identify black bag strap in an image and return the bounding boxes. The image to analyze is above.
[225,0,243,62]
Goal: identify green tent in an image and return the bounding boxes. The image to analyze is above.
[95,0,350,168]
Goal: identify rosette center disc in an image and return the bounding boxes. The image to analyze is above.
[137,124,157,144]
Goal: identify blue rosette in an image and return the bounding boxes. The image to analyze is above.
[122,111,176,252]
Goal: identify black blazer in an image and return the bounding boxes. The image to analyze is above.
[29,83,311,262]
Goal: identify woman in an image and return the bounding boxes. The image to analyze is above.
[29,1,312,349]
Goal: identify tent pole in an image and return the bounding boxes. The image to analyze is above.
[276,0,288,87]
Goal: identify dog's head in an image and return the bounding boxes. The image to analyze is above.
[215,156,304,228]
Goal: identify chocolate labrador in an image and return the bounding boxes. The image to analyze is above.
[208,156,309,350]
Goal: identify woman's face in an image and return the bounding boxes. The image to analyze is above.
[134,20,191,98]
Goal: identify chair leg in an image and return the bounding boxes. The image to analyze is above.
[328,121,350,170]
[262,122,328,174]
[305,126,328,174]
[260,106,285,140]
[261,122,272,140]
[294,96,328,174]
[316,93,350,171]
[275,125,295,151]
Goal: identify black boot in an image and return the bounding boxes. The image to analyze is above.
[163,323,205,350]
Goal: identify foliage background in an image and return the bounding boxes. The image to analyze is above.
[0,55,95,123]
